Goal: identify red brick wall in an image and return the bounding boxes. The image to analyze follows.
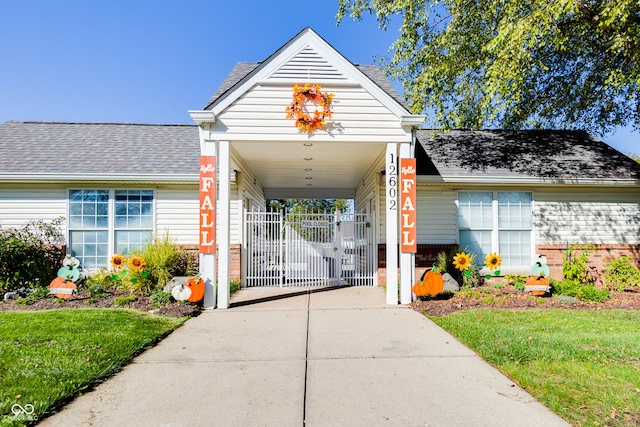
[179,244,242,282]
[537,243,640,281]
[376,243,640,286]
[377,243,458,286]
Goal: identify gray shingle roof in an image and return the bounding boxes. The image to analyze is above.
[416,129,640,180]
[0,121,200,176]
[203,62,406,110]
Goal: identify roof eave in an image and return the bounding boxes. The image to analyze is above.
[417,175,640,187]
[0,174,199,184]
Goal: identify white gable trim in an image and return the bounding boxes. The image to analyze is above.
[207,27,418,121]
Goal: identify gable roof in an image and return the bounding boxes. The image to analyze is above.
[0,121,200,181]
[200,27,411,119]
[204,62,405,110]
[416,129,640,182]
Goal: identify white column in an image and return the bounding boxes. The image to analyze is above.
[217,140,231,309]
[201,139,217,310]
[399,142,413,304]
[385,143,398,305]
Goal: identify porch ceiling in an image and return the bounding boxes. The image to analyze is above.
[232,141,386,199]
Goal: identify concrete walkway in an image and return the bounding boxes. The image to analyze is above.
[40,286,569,426]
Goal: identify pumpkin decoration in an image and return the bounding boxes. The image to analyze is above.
[525,255,551,296]
[171,284,192,302]
[412,269,445,297]
[185,275,205,303]
[57,266,80,282]
[49,276,77,299]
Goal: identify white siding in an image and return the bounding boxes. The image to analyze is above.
[416,188,458,243]
[0,186,67,232]
[155,186,199,245]
[535,188,640,244]
[210,84,411,142]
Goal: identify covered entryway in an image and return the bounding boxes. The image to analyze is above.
[244,210,375,287]
[189,28,424,308]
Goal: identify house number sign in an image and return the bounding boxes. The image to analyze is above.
[387,152,397,211]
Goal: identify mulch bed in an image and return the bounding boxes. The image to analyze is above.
[0,290,202,318]
[411,285,640,317]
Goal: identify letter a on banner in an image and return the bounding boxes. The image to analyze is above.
[400,158,417,253]
[200,156,216,254]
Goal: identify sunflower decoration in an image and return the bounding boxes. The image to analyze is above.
[453,252,473,272]
[484,252,502,280]
[285,83,334,133]
[110,254,126,271]
[128,255,147,273]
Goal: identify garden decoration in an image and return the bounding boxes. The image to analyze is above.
[412,268,445,297]
[526,255,552,296]
[484,252,502,280]
[184,275,205,303]
[49,255,80,299]
[172,275,205,303]
[285,83,334,132]
[453,251,473,276]
[171,283,192,301]
[110,253,148,284]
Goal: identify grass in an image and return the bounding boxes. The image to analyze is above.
[0,309,184,426]
[431,309,640,427]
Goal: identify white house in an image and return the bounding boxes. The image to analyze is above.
[1,28,639,308]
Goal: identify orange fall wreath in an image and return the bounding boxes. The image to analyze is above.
[285,83,334,132]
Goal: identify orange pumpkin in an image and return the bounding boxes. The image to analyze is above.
[49,277,77,299]
[185,276,205,303]
[412,270,445,297]
[525,275,550,287]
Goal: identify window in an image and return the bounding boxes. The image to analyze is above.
[457,191,532,267]
[68,189,154,269]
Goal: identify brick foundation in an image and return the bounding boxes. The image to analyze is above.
[536,243,640,281]
[377,243,458,286]
[179,244,242,282]
[376,243,640,285]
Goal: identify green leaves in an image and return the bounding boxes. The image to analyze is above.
[337,0,640,135]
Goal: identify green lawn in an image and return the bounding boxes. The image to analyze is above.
[431,309,640,427]
[0,309,184,426]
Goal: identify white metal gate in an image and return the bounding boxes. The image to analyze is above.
[244,210,375,287]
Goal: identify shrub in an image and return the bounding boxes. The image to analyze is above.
[551,278,611,303]
[141,233,189,290]
[150,289,171,307]
[504,273,528,290]
[602,255,640,292]
[562,244,596,284]
[0,217,65,292]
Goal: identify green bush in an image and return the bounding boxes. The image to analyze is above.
[504,273,528,290]
[602,256,640,291]
[0,217,65,292]
[551,279,611,303]
[141,233,189,290]
[562,244,596,284]
[150,289,171,307]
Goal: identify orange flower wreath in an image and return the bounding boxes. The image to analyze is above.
[285,83,334,132]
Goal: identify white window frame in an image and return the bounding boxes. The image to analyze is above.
[67,188,156,269]
[456,190,535,272]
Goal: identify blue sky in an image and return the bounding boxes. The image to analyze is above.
[1,1,638,155]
